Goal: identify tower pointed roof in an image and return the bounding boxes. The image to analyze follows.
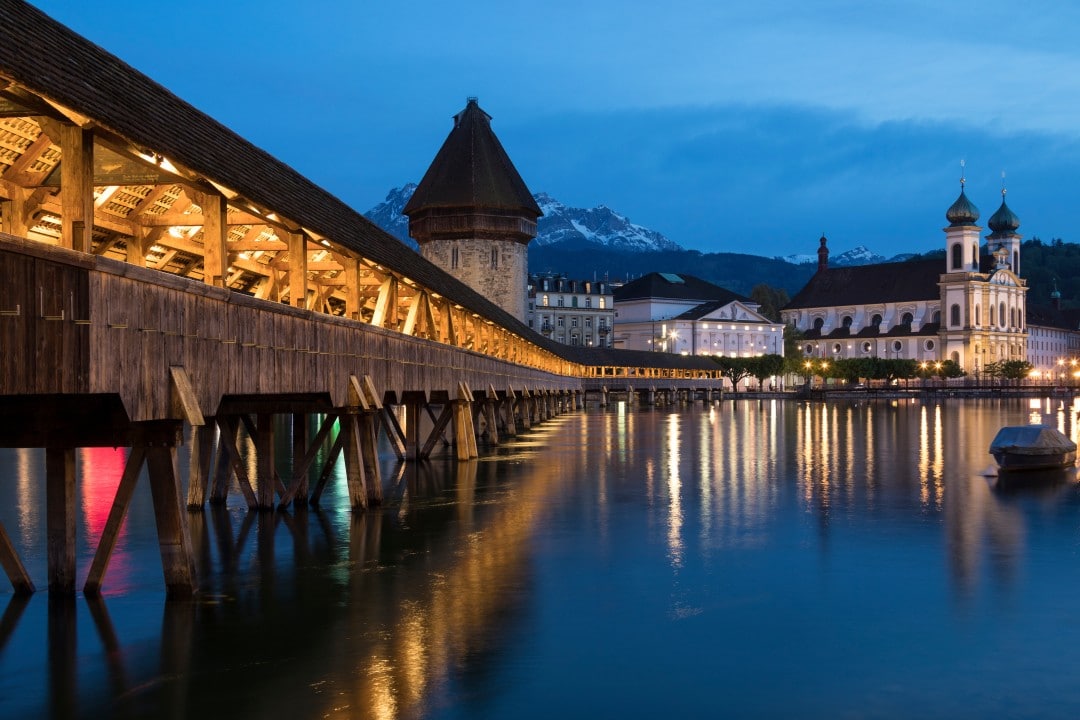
[403,98,541,219]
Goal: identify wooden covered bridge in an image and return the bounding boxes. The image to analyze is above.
[0,0,726,597]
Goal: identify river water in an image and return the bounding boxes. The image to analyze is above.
[2,397,1080,719]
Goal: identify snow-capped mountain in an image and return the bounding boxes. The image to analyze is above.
[364,185,683,253]
[364,183,415,244]
[776,246,911,267]
[531,193,683,252]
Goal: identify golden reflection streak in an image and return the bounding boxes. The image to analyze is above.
[865,405,875,508]
[322,434,580,720]
[666,414,683,569]
[15,447,34,545]
[919,406,929,507]
[699,407,714,541]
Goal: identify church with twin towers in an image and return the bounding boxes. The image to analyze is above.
[782,178,1029,376]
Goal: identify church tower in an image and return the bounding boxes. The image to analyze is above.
[938,178,982,373]
[403,98,541,323]
[986,186,1022,276]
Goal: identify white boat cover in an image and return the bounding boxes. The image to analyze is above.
[990,426,1078,457]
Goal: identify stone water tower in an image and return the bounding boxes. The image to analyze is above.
[403,98,541,323]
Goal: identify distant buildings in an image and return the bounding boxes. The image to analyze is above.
[611,273,784,356]
[527,273,616,347]
[782,183,1030,376]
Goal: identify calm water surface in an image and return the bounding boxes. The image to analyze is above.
[2,398,1080,719]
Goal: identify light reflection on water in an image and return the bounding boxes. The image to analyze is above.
[1,399,1080,718]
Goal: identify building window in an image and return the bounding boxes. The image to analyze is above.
[528,302,534,311]
[871,313,882,327]
[862,341,872,354]
[451,246,460,269]
[893,340,903,353]
[542,294,549,307]
[571,317,579,328]
[900,312,914,326]
[572,296,579,308]
[925,339,935,351]
[932,310,940,324]
[585,317,592,328]
[833,342,842,354]
[557,317,564,327]
[585,297,592,308]
[490,247,498,269]
[558,296,565,307]
[842,316,853,328]
[570,336,580,346]
[950,304,960,327]
[599,297,606,309]
[951,243,962,270]
[999,302,1006,327]
[975,305,980,326]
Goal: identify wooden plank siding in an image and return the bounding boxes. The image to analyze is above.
[0,233,580,425]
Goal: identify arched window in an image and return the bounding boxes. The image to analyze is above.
[999,302,1006,327]
[833,343,842,354]
[901,312,914,326]
[804,344,815,356]
[950,304,960,327]
[951,243,962,270]
[925,339,935,351]
[572,296,579,308]
[1013,250,1019,272]
[932,310,940,324]
[842,315,853,328]
[973,243,979,265]
[975,305,980,326]
[892,340,903,354]
[871,313,883,327]
[813,317,824,331]
[541,294,549,307]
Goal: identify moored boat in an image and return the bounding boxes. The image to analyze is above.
[989,425,1077,471]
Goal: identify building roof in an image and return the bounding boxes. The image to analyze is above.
[403,98,541,218]
[784,258,943,310]
[672,299,765,322]
[613,272,749,304]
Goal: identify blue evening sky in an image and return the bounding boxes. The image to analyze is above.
[29,0,1080,257]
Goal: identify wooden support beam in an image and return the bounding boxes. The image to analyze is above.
[214,416,258,509]
[0,518,34,594]
[360,375,405,461]
[286,231,308,309]
[186,422,215,509]
[340,414,368,511]
[279,414,337,508]
[310,431,344,506]
[255,413,275,510]
[198,190,228,287]
[371,276,398,330]
[420,403,454,459]
[169,367,205,426]
[0,185,32,237]
[145,445,197,598]
[58,123,93,252]
[46,447,76,593]
[84,447,146,594]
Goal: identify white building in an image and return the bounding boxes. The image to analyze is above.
[612,272,784,357]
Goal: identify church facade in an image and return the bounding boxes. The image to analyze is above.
[781,185,1028,376]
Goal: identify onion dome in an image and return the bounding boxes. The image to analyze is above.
[988,191,1020,235]
[946,186,980,226]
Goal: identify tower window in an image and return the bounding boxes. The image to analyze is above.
[951,244,962,270]
[491,247,498,269]
[950,303,960,327]
[451,246,460,269]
